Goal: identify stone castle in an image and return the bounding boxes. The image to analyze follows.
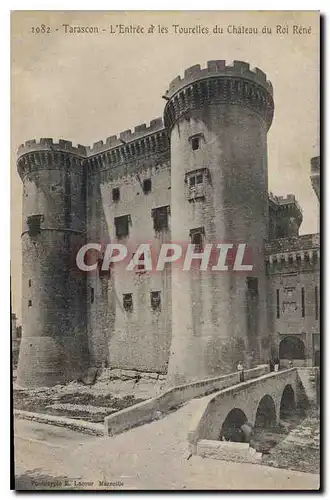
[16,60,320,388]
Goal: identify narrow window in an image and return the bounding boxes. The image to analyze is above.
[28,300,32,307]
[28,279,31,288]
[132,253,146,273]
[112,187,120,202]
[301,287,305,318]
[191,136,200,151]
[190,227,204,253]
[151,291,161,311]
[189,176,196,187]
[143,178,152,194]
[137,253,145,272]
[123,293,133,312]
[91,287,94,304]
[98,256,110,278]
[246,277,258,294]
[196,174,203,184]
[276,289,280,319]
[114,215,130,239]
[151,206,170,232]
[315,286,318,321]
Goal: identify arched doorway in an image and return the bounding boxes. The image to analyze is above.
[220,408,248,442]
[279,336,305,360]
[255,395,277,428]
[280,384,296,418]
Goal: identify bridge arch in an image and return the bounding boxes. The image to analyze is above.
[279,336,305,360]
[280,384,296,418]
[219,408,248,442]
[254,394,277,428]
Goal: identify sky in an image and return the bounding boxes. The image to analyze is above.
[11,11,320,321]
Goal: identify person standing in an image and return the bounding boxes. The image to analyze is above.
[237,361,244,382]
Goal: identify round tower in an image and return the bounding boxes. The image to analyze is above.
[16,139,89,387]
[164,60,274,385]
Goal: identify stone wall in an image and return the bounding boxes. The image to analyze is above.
[266,243,320,366]
[87,156,172,373]
[104,365,269,437]
[167,104,270,384]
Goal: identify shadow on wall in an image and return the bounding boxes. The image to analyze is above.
[87,172,114,368]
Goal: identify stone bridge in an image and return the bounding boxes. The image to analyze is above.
[188,368,303,452]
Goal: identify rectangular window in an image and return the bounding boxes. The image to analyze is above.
[185,168,209,202]
[315,286,318,321]
[276,289,280,319]
[247,277,258,294]
[190,227,204,252]
[28,279,32,287]
[143,178,152,194]
[28,300,32,307]
[151,291,161,311]
[123,293,133,312]
[151,206,170,232]
[114,215,130,239]
[91,287,94,304]
[27,214,44,237]
[301,287,305,318]
[112,187,120,202]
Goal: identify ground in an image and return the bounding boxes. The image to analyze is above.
[13,372,320,489]
[13,378,158,423]
[14,397,319,491]
[261,410,320,475]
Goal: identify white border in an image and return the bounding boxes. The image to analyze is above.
[2,2,326,498]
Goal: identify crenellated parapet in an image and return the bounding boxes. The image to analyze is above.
[17,138,87,179]
[86,119,169,175]
[265,233,320,274]
[166,60,273,97]
[269,193,302,217]
[86,118,164,155]
[16,121,171,178]
[164,60,274,131]
[269,192,299,206]
[17,138,87,157]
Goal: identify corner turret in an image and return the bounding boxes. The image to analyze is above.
[268,193,303,240]
[16,138,89,387]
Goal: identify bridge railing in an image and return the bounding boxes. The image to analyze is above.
[104,365,269,437]
[188,368,297,452]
